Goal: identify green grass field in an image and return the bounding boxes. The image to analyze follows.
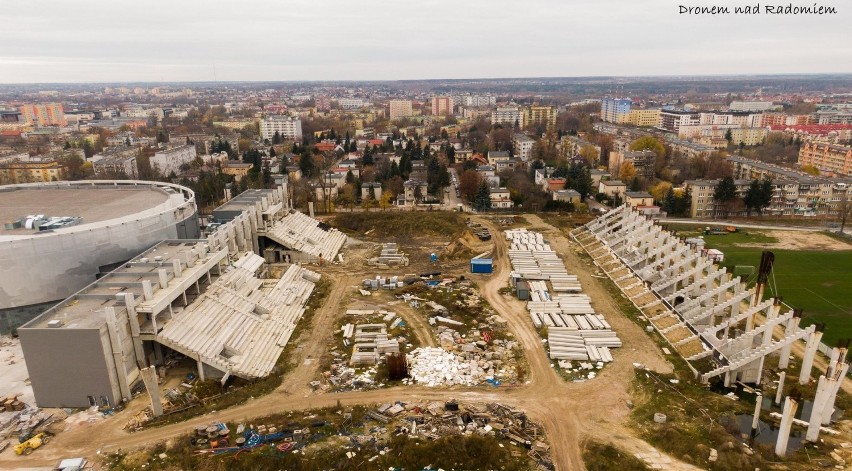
[673,228,852,346]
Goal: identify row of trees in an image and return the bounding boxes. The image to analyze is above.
[712,176,774,217]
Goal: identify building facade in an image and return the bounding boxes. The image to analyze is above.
[431,96,453,116]
[19,103,66,126]
[659,110,700,133]
[798,141,852,176]
[389,100,414,120]
[523,105,557,130]
[260,115,302,141]
[0,160,66,184]
[150,145,197,176]
[627,108,661,127]
[513,134,535,161]
[601,98,632,124]
[491,106,523,128]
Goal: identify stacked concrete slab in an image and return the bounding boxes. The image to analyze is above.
[504,228,621,366]
[572,205,821,387]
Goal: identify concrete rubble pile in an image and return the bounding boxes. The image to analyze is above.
[341,322,401,366]
[405,328,517,387]
[365,400,553,469]
[367,243,410,267]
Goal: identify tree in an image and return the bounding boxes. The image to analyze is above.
[578,144,599,166]
[413,185,424,203]
[801,164,820,176]
[474,180,492,211]
[619,161,636,182]
[724,129,733,143]
[458,170,481,202]
[713,176,739,218]
[378,191,392,211]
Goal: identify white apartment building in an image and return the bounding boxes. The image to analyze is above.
[336,98,365,109]
[260,115,303,141]
[150,145,197,176]
[513,134,535,161]
[491,106,523,128]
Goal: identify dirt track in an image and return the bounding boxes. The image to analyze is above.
[1,216,699,471]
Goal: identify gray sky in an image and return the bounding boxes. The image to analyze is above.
[0,0,849,83]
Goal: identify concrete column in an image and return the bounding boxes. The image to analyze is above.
[172,259,183,277]
[154,342,164,365]
[182,291,188,306]
[308,201,315,218]
[775,396,798,458]
[197,357,206,381]
[157,268,168,289]
[150,313,158,334]
[142,280,154,301]
[806,376,830,442]
[826,348,840,378]
[123,293,146,368]
[778,316,799,369]
[105,307,132,402]
[750,393,762,438]
[775,371,785,405]
[822,363,849,425]
[140,366,163,418]
[799,330,823,385]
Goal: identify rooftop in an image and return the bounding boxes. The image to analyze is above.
[0,183,171,235]
[23,239,223,330]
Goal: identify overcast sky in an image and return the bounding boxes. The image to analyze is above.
[0,0,849,83]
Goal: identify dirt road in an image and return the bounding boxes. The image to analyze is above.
[1,216,698,471]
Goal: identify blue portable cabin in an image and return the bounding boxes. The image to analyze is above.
[470,258,493,274]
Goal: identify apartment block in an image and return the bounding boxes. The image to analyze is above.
[627,108,661,127]
[523,105,557,130]
[0,160,67,184]
[798,141,852,176]
[18,103,66,127]
[389,100,413,120]
[601,98,631,124]
[491,106,523,128]
[430,96,453,116]
[260,115,302,141]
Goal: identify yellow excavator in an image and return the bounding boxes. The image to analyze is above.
[14,432,52,456]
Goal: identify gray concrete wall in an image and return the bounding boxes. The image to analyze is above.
[19,327,118,408]
[0,184,199,331]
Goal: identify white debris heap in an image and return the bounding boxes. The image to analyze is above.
[406,347,487,387]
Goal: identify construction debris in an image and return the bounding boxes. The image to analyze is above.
[367,243,410,267]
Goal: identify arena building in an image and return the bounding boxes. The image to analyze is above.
[0,180,199,333]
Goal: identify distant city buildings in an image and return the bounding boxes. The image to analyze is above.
[491,106,523,128]
[798,141,852,176]
[513,134,535,161]
[658,109,700,133]
[0,159,66,184]
[430,96,453,116]
[601,98,632,124]
[18,103,66,127]
[523,105,557,130]
[627,108,660,127]
[728,101,778,112]
[150,145,197,176]
[389,100,414,120]
[260,115,302,141]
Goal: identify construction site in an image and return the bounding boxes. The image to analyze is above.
[1,199,851,470]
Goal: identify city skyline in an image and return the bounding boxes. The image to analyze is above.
[1,0,850,83]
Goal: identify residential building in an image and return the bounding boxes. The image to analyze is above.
[658,109,700,134]
[608,149,656,180]
[18,103,66,127]
[513,134,535,161]
[491,106,523,128]
[431,96,453,116]
[601,98,632,124]
[627,108,661,127]
[598,180,627,199]
[729,101,777,112]
[589,169,610,187]
[361,182,383,201]
[0,159,66,184]
[223,162,252,181]
[624,191,654,207]
[553,189,580,204]
[213,118,257,131]
[315,95,331,112]
[389,100,413,120]
[559,135,601,161]
[336,98,365,110]
[489,187,513,209]
[523,105,557,130]
[92,153,137,178]
[150,145,197,177]
[402,179,427,205]
[260,115,302,141]
[798,141,852,176]
[487,151,511,165]
[667,138,715,158]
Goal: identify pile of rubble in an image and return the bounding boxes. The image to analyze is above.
[342,323,401,366]
[406,324,517,387]
[365,400,552,469]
